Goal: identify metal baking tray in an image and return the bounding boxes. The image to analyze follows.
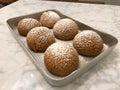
[7,9,118,86]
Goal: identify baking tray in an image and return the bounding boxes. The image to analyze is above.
[7,9,118,86]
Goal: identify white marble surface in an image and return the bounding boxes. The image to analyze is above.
[0,0,120,90]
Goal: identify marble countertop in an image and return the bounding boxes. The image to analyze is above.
[0,0,120,90]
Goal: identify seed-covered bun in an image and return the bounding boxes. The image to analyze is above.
[27,27,55,52]
[73,30,103,56]
[53,18,79,40]
[40,11,60,28]
[44,42,79,77]
[17,18,41,36]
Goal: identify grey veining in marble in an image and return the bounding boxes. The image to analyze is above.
[0,0,120,90]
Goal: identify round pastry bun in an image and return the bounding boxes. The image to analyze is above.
[40,11,60,28]
[44,42,79,76]
[27,27,55,52]
[53,18,79,40]
[17,18,41,36]
[73,30,103,56]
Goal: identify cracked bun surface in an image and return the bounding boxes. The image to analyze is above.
[17,18,41,36]
[53,18,79,40]
[44,42,79,77]
[73,30,103,56]
[40,11,60,28]
[27,27,55,52]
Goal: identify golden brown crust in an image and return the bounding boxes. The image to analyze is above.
[27,27,55,52]
[44,43,79,77]
[17,18,41,36]
[53,18,79,40]
[40,11,60,28]
[73,30,103,56]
